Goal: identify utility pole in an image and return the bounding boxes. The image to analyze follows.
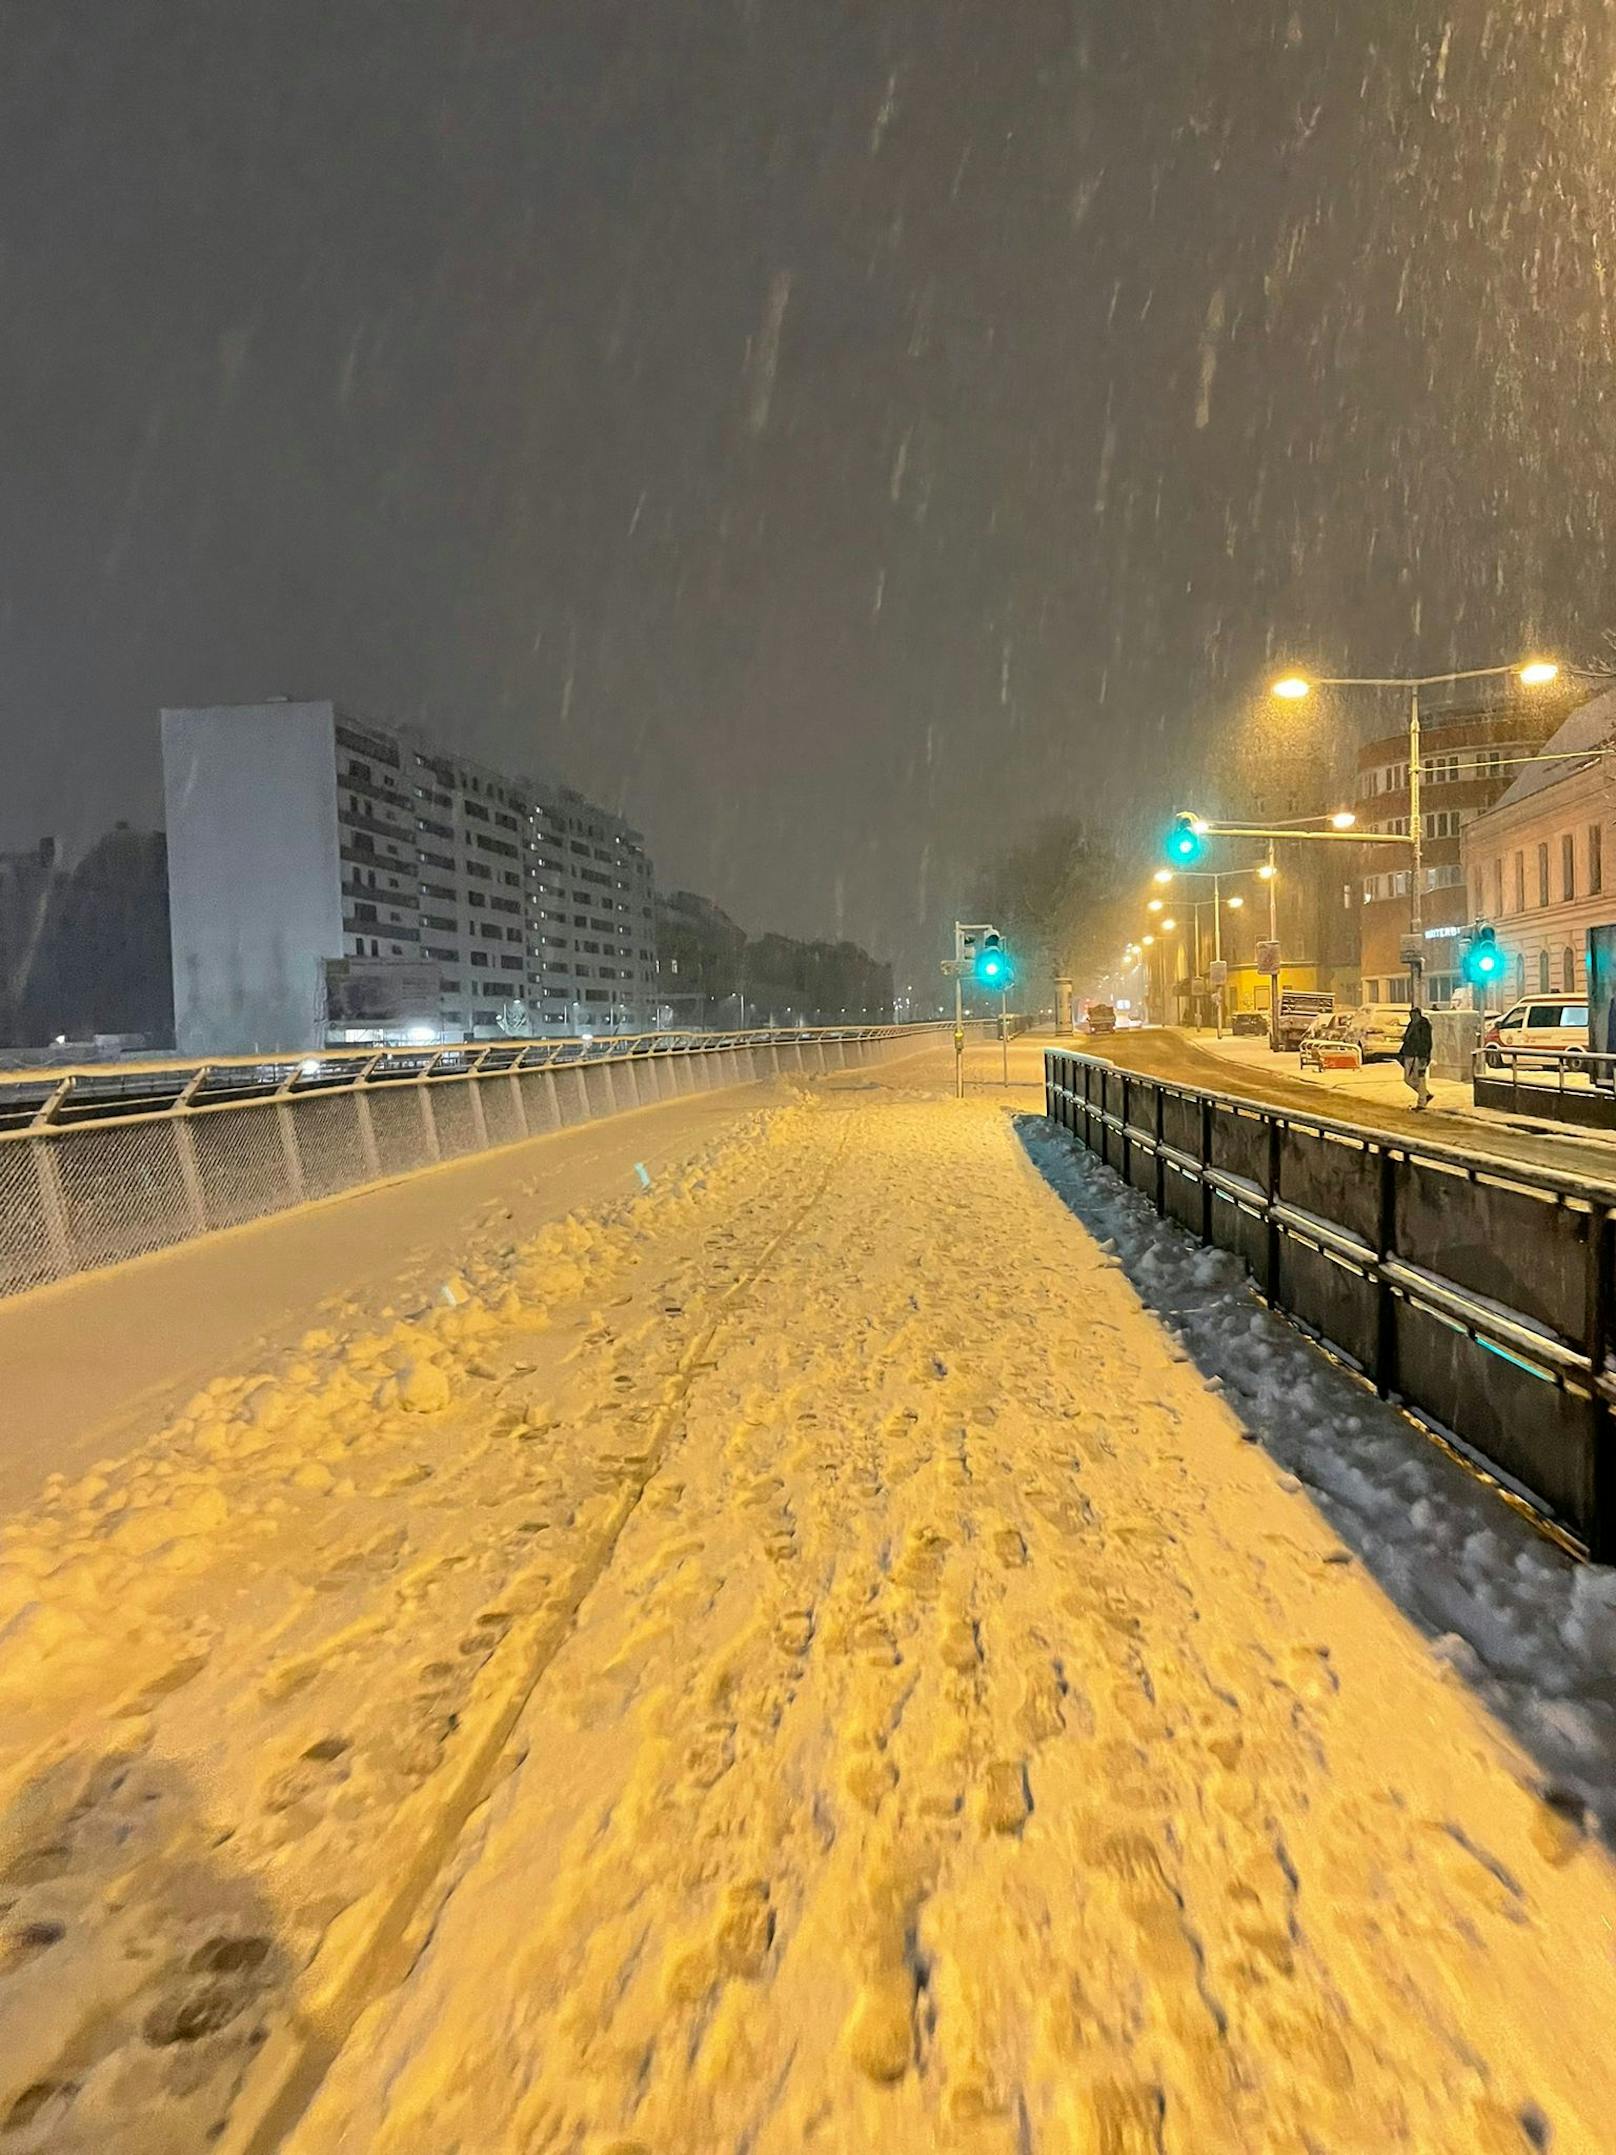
[1408,681,1424,996]
[1266,837,1279,1050]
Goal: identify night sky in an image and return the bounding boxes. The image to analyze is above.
[3,1,1613,979]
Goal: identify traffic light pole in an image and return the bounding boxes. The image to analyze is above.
[954,973,964,1099]
[1267,837,1279,1052]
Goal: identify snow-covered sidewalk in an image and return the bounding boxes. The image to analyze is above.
[5,1089,1616,2152]
[1197,1030,1616,1159]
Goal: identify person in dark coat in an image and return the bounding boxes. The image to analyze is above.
[1399,1004,1433,1109]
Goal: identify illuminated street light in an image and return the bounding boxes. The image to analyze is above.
[1268,654,1561,984]
[1141,934,1156,947]
[1256,862,1276,880]
[1160,917,1177,932]
[1329,810,1356,830]
[1147,897,1164,913]
[1152,868,1174,885]
[1227,894,1245,910]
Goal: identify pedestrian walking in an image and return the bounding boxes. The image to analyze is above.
[1399,1004,1433,1109]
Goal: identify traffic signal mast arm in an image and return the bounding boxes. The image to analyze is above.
[1184,818,1413,847]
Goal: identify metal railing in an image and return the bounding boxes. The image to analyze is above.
[0,1024,955,1300]
[1046,1049,1616,1560]
[1472,1042,1616,1132]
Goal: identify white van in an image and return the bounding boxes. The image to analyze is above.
[1481,998,1589,1068]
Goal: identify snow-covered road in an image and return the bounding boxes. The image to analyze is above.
[4,1081,1616,2152]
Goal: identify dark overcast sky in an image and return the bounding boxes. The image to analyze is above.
[2,0,1613,975]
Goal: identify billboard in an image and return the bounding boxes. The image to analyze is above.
[324,958,441,1027]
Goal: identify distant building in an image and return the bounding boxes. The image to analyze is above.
[653,889,894,1027]
[1354,686,1570,1005]
[1459,689,1616,1004]
[0,828,171,1051]
[0,838,60,1046]
[161,701,656,1054]
[1210,856,1360,1020]
[655,891,747,1020]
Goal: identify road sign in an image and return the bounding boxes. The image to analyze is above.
[1398,933,1424,967]
[1208,958,1228,988]
[940,958,971,977]
[1255,940,1280,974]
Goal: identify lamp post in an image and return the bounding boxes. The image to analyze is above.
[1271,660,1558,994]
[1151,862,1272,1034]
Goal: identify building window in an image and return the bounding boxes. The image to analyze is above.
[1513,852,1525,913]
[1492,859,1503,918]
[1563,833,1576,902]
[1591,824,1604,896]
[1539,949,1551,993]
[1537,842,1550,907]
[1564,947,1577,992]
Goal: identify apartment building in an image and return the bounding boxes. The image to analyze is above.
[1459,690,1616,1005]
[1355,688,1568,1004]
[161,700,656,1054]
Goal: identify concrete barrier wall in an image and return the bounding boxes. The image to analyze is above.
[0,1030,940,1301]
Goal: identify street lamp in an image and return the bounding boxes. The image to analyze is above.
[1269,658,1560,987]
[1142,860,1274,1034]
[1329,810,1357,830]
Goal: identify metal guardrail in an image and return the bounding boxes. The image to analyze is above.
[1472,1043,1616,1132]
[0,1024,956,1300]
[1045,1048,1616,1560]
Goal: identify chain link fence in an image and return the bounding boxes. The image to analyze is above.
[0,1026,947,1300]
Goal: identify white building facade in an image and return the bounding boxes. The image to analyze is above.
[162,701,656,1054]
[1458,692,1616,1006]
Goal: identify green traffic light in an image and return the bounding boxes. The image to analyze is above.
[1166,814,1204,865]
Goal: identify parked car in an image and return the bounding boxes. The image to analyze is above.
[1230,1010,1268,1039]
[1298,1005,1408,1070]
[1083,1003,1117,1034]
[1346,1005,1412,1062]
[1481,998,1589,1070]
